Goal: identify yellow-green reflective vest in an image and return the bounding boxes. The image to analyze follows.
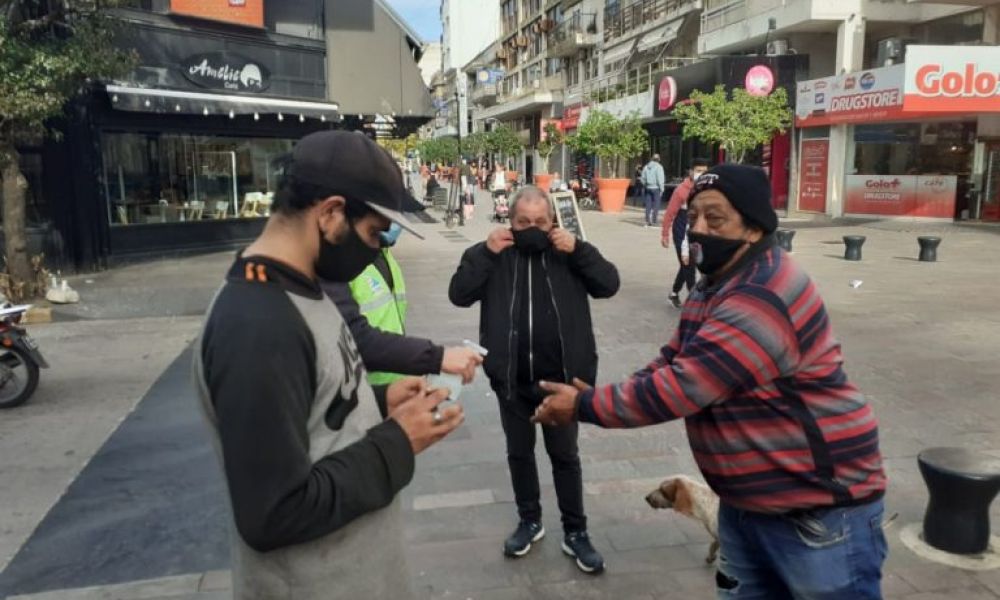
[349,249,408,386]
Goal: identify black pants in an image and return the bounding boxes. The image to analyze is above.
[497,387,586,534]
[672,245,696,295]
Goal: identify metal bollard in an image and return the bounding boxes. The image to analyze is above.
[776,229,796,253]
[843,235,866,261]
[918,236,941,262]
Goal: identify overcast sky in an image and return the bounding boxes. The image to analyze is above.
[386,0,442,43]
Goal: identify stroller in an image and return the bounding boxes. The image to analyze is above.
[491,189,510,223]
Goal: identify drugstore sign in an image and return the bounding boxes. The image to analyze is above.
[904,45,1000,113]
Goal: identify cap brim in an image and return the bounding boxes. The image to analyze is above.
[365,201,425,240]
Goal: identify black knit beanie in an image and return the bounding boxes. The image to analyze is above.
[689,164,778,234]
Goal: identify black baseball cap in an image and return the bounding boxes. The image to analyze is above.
[288,130,424,239]
[689,164,778,234]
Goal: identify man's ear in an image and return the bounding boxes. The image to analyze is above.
[316,196,346,229]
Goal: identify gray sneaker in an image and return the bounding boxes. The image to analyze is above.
[562,531,605,574]
[503,520,545,557]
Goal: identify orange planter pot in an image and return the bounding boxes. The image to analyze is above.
[533,173,553,190]
[595,178,630,213]
[506,171,519,183]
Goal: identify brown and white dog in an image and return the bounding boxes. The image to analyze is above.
[645,475,720,563]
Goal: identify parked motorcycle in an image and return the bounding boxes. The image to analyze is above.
[0,304,48,409]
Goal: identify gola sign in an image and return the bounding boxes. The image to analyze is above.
[904,45,1000,112]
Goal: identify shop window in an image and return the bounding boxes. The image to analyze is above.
[853,122,975,177]
[101,132,294,226]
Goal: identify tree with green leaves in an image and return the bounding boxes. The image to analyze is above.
[485,124,523,166]
[672,84,793,164]
[566,109,648,179]
[462,131,489,160]
[1,0,136,300]
[536,122,564,176]
[417,136,459,166]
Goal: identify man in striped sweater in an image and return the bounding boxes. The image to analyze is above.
[533,164,888,599]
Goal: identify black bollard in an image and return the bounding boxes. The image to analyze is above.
[843,235,866,261]
[918,447,1000,555]
[776,229,796,253]
[918,236,941,262]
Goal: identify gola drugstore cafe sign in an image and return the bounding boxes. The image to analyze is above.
[796,45,1000,127]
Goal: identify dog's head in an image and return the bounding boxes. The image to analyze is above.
[645,477,696,517]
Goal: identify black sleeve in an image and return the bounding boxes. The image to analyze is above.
[372,384,389,418]
[448,242,499,307]
[323,281,444,376]
[567,241,621,299]
[201,286,414,553]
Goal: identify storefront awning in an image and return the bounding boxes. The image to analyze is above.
[106,84,343,121]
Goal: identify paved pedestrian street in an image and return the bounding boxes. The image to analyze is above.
[1,197,1000,599]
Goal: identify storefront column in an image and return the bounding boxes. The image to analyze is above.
[827,15,866,217]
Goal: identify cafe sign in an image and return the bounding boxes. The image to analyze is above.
[182,52,270,92]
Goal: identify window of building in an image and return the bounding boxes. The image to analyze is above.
[529,26,543,57]
[546,5,563,25]
[583,49,599,80]
[101,132,295,226]
[502,0,518,35]
[568,59,580,86]
[914,10,984,46]
[546,57,562,77]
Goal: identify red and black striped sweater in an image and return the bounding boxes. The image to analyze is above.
[577,239,886,513]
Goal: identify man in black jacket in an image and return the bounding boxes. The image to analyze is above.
[449,186,620,574]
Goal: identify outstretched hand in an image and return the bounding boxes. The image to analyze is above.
[531,378,591,427]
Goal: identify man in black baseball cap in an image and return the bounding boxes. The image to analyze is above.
[194,129,464,599]
[684,163,777,280]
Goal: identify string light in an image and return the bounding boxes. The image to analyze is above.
[203,107,209,116]
[253,112,260,121]
[229,110,235,119]
[299,114,305,123]
[277,113,284,122]
[175,104,182,112]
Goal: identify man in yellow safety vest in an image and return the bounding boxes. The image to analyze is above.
[323,223,482,385]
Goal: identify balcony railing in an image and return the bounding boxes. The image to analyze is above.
[701,0,784,34]
[550,12,597,44]
[471,83,499,105]
[547,12,598,57]
[572,56,702,104]
[603,0,698,43]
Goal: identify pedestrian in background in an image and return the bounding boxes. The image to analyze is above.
[661,158,709,308]
[640,154,666,227]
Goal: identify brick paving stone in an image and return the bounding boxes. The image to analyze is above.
[412,489,496,511]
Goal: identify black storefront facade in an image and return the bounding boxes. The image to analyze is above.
[30,9,339,271]
[647,54,809,211]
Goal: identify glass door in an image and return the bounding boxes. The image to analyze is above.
[194,149,238,220]
[982,143,1000,221]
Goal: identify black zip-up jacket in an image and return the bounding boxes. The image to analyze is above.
[448,240,620,399]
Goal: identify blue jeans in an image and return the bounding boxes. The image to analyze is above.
[717,499,888,599]
[643,188,662,224]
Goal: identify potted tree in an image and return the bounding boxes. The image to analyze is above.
[567,109,648,213]
[486,125,524,184]
[672,84,793,163]
[533,121,564,191]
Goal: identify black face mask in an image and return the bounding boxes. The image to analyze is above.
[512,227,551,254]
[688,231,748,276]
[315,220,379,282]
